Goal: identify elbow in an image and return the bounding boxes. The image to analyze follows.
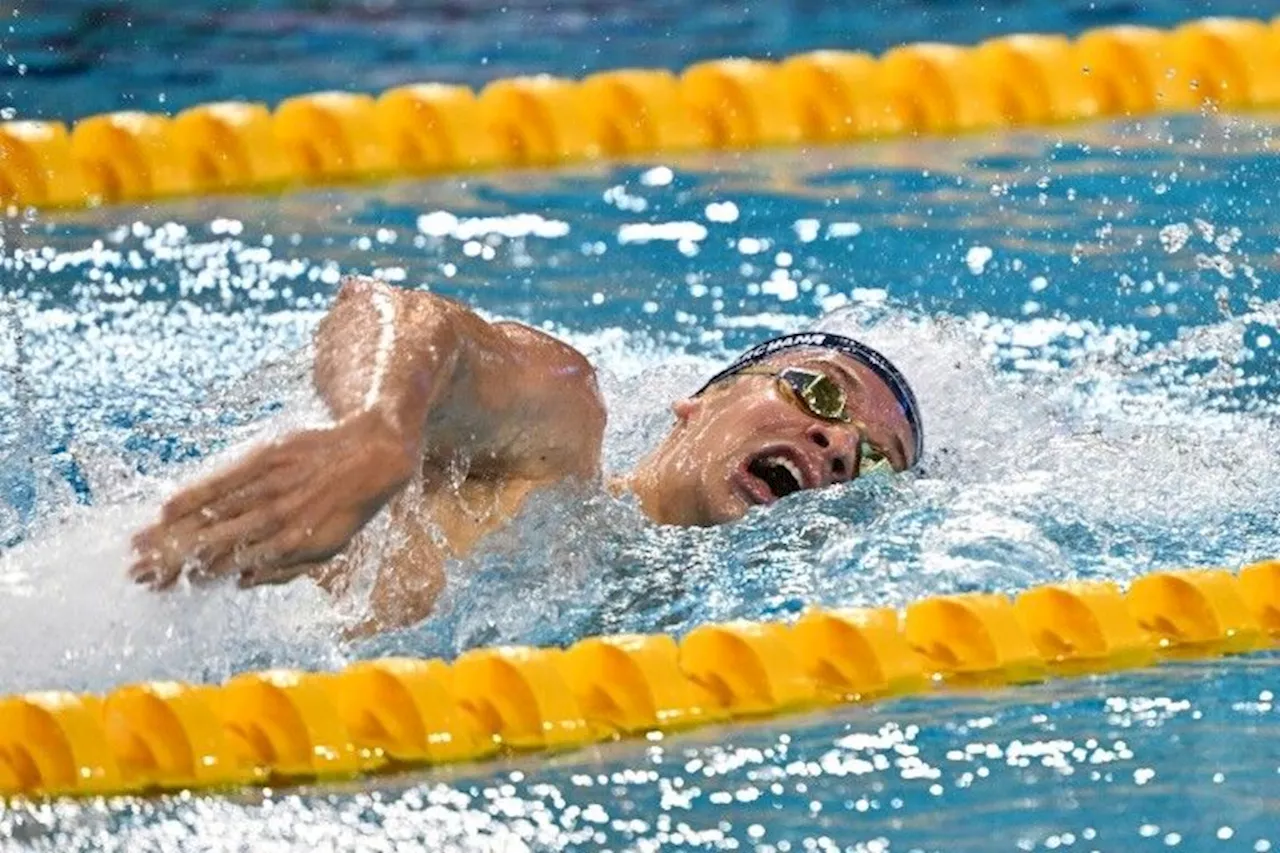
[334,275,441,311]
[322,275,389,340]
[328,276,466,339]
[335,273,385,304]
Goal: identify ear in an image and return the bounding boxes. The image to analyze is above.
[671,397,700,423]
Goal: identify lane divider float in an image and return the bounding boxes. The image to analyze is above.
[3,15,1280,210]
[1,562,1280,800]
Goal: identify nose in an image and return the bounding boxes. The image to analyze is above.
[805,423,860,484]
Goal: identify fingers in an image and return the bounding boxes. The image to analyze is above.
[133,477,276,558]
[191,509,292,582]
[127,428,356,593]
[131,504,287,590]
[129,451,316,587]
[191,522,293,585]
[147,434,318,532]
[128,550,186,591]
[164,508,343,590]
[154,448,275,525]
[156,458,298,534]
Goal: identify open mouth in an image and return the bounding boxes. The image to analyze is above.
[746,454,805,500]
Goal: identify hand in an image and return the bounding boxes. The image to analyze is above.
[130,411,417,590]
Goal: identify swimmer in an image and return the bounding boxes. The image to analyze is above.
[129,275,923,632]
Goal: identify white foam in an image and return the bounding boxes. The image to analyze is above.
[0,492,347,694]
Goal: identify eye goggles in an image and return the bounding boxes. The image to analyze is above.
[738,366,850,421]
[691,332,924,467]
[736,366,892,474]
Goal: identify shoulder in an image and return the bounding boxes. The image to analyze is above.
[492,321,606,451]
[492,321,599,384]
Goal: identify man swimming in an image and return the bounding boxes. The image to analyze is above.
[129,275,924,632]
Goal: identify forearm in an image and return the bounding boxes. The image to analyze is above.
[132,277,572,598]
[313,276,467,450]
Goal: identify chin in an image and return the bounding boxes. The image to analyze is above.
[698,483,750,526]
[695,509,739,527]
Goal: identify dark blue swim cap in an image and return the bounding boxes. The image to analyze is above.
[694,331,925,465]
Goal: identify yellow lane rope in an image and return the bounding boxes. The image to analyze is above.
[2,16,1279,210]
[1,563,1278,799]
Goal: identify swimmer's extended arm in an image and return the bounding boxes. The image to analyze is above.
[313,276,606,482]
[130,275,605,598]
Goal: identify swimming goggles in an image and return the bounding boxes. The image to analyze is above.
[734,366,892,474]
[693,331,924,467]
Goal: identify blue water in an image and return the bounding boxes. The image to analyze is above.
[4,2,1280,851]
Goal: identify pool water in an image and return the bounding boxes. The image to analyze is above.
[4,1,1280,851]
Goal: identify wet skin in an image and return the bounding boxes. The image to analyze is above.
[130,276,917,632]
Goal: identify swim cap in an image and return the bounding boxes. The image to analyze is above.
[694,331,925,465]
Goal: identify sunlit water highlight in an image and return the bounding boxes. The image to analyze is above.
[3,112,1280,850]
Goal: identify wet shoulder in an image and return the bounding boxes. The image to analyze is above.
[492,321,606,477]
[493,321,599,389]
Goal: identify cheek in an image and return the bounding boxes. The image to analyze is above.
[712,402,805,447]
[681,423,742,492]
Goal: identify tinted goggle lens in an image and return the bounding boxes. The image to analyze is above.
[778,368,848,422]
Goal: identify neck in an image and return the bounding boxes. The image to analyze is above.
[623,440,699,525]
[623,462,665,521]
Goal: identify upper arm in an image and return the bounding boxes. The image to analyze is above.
[491,322,607,478]
[313,276,604,479]
[493,322,600,391]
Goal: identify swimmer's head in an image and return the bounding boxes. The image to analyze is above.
[630,332,923,526]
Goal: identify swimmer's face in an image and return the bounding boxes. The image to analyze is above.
[635,350,917,526]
